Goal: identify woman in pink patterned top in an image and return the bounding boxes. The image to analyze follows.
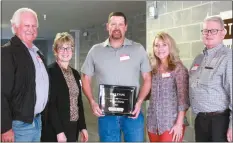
[147,32,190,142]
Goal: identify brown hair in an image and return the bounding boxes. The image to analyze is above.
[108,12,127,25]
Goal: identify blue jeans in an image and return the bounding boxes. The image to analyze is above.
[98,112,144,142]
[12,114,42,142]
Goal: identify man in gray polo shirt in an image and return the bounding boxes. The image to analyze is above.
[81,12,152,142]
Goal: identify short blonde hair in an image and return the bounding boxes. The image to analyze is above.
[11,8,39,34]
[150,32,180,73]
[53,32,74,56]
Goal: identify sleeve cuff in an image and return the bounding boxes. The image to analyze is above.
[178,104,190,111]
[1,127,12,134]
[80,70,94,77]
[141,67,152,73]
[79,123,87,131]
[1,119,12,134]
[229,117,232,129]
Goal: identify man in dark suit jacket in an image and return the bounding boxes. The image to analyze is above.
[1,8,49,142]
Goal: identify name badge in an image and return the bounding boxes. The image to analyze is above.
[37,56,43,63]
[191,64,199,71]
[162,72,171,78]
[120,54,130,61]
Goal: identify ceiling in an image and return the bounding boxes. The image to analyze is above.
[1,0,146,39]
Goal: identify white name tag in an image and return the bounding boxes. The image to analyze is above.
[191,65,199,71]
[120,55,130,61]
[162,72,171,78]
[37,56,43,63]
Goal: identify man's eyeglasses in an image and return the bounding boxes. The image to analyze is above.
[58,47,73,52]
[201,29,224,35]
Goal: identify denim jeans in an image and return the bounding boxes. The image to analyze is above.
[12,114,42,142]
[98,112,144,142]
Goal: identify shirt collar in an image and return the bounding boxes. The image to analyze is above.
[103,38,133,47]
[203,43,223,56]
[22,41,39,53]
[56,61,72,73]
[60,65,72,73]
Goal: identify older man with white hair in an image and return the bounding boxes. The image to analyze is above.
[189,15,232,142]
[1,8,49,142]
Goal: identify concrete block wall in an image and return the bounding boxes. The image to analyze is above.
[146,1,232,141]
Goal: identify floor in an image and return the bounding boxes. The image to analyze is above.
[79,93,194,142]
[79,95,149,142]
[80,96,99,141]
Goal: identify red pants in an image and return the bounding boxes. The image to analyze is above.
[148,125,186,142]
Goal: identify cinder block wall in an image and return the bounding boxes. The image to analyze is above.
[146,1,232,141]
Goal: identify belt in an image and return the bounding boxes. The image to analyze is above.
[199,109,229,116]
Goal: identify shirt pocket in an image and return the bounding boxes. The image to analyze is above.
[198,55,224,85]
[198,68,211,85]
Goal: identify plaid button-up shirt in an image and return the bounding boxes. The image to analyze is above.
[189,43,232,128]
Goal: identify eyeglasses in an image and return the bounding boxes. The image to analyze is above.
[58,47,73,52]
[201,29,224,35]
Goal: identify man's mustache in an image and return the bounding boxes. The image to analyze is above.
[113,30,121,33]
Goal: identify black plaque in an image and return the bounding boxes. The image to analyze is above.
[99,84,136,116]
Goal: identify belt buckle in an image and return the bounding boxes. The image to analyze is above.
[200,112,210,116]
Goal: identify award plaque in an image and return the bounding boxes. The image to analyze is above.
[99,84,136,116]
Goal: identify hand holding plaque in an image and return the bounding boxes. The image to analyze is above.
[98,84,136,116]
[90,100,104,117]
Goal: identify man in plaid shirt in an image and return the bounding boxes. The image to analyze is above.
[189,16,232,142]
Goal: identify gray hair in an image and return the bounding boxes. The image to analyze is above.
[10,8,39,34]
[204,16,225,29]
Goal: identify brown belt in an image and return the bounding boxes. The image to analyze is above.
[199,109,229,116]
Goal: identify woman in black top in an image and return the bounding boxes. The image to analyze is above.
[41,32,88,142]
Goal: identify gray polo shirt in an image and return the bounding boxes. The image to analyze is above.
[24,43,49,116]
[81,38,152,99]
